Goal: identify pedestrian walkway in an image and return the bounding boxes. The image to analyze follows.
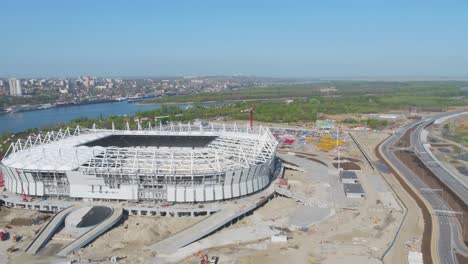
[25,206,76,254]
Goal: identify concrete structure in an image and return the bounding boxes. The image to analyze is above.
[343,183,365,198]
[25,206,76,254]
[339,170,358,184]
[8,78,22,96]
[148,181,277,254]
[26,205,123,256]
[407,251,423,264]
[56,207,123,256]
[271,235,288,242]
[0,123,278,203]
[0,190,221,216]
[364,113,403,120]
[316,119,336,129]
[413,112,468,204]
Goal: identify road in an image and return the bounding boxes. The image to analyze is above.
[381,110,468,264]
[411,112,468,204]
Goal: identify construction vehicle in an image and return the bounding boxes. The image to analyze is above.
[196,250,219,264]
[197,251,208,264]
[7,246,18,253]
[21,185,28,202]
[0,230,9,241]
[12,235,22,242]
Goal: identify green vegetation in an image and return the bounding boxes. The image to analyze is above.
[148,84,322,104]
[367,119,389,129]
[1,81,467,158]
[0,132,13,156]
[342,118,359,124]
[442,121,468,144]
[61,93,466,127]
[145,80,468,104]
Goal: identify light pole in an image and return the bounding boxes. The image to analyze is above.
[336,124,341,171]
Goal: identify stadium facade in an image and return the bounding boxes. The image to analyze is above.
[0,123,278,203]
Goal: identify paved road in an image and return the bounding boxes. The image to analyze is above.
[381,111,468,264]
[411,112,468,204]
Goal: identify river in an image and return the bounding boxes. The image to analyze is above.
[0,101,223,134]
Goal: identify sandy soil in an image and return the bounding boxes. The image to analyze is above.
[1,121,425,264]
[182,206,399,264]
[370,133,427,264]
[71,215,206,263]
[179,131,407,264]
[0,207,51,263]
[255,196,299,223]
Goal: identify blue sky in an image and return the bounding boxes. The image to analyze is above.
[1,0,467,78]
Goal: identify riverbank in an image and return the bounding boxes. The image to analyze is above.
[137,97,306,105]
[0,99,237,134]
[0,101,163,134]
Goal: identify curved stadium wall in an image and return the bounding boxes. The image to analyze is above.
[0,123,278,203]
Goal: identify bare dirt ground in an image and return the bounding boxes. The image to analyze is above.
[375,149,430,264]
[0,207,51,263]
[0,206,207,264]
[332,162,360,170]
[354,130,426,264]
[182,206,398,264]
[178,131,406,264]
[255,196,299,223]
[69,215,206,263]
[456,253,468,264]
[1,121,425,264]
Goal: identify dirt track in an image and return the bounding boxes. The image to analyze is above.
[456,253,468,264]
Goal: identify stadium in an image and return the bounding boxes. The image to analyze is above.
[0,123,278,203]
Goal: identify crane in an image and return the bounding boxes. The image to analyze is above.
[241,106,255,129]
[249,106,254,129]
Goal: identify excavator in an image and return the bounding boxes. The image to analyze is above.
[196,251,208,264]
[196,250,219,264]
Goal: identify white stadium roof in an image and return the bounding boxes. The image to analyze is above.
[2,123,278,175]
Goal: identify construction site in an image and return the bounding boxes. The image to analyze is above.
[0,110,466,264]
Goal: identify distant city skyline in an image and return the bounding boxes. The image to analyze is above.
[1,0,468,78]
[7,78,22,96]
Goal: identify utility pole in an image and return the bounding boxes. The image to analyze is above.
[336,124,341,171]
[365,118,369,139]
